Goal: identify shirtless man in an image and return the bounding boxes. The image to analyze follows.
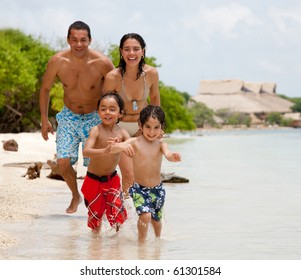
[39,21,114,214]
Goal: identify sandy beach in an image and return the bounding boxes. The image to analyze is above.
[0,132,83,257]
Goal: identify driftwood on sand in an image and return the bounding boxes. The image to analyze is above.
[22,162,42,180]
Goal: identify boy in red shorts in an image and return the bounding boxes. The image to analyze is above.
[81,91,129,234]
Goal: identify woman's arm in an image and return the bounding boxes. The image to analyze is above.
[148,67,160,106]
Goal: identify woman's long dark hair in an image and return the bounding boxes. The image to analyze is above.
[118,33,146,80]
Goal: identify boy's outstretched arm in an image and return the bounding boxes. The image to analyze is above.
[161,141,181,162]
[109,139,135,157]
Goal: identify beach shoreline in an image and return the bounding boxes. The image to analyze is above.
[0,132,71,256]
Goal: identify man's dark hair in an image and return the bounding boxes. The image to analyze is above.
[67,21,91,39]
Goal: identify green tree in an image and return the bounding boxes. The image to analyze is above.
[189,100,217,128]
[265,112,283,125]
[0,28,55,132]
[159,82,195,132]
[216,109,251,126]
[291,98,301,113]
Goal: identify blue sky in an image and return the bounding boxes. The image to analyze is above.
[1,0,301,97]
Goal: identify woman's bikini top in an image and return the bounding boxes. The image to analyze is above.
[119,73,149,104]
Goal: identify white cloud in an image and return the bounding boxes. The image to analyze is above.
[269,5,301,33]
[183,3,261,40]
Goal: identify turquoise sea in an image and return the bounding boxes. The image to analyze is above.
[2,128,301,260]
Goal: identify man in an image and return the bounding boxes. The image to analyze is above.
[39,21,114,214]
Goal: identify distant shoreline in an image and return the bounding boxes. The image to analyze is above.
[166,124,296,138]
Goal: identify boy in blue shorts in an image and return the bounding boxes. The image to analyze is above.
[110,105,181,242]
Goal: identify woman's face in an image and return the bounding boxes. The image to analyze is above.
[120,38,144,67]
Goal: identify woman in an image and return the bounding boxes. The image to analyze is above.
[103,33,160,136]
[103,33,160,195]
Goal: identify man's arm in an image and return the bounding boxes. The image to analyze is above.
[39,56,58,140]
[102,71,119,94]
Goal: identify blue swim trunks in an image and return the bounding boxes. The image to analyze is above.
[56,106,101,166]
[129,182,166,221]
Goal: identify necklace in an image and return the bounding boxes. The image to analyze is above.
[132,100,138,111]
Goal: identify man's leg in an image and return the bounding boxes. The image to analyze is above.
[57,158,82,214]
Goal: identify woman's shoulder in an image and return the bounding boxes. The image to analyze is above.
[144,64,157,72]
[143,65,159,84]
[144,64,158,77]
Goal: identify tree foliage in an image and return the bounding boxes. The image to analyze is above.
[189,100,217,128]
[159,82,196,132]
[0,28,55,132]
[266,112,285,126]
[216,109,251,126]
[290,97,301,113]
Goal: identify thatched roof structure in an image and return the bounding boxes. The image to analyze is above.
[283,112,301,121]
[192,80,293,114]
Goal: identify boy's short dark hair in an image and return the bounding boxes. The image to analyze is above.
[97,91,125,123]
[139,105,167,131]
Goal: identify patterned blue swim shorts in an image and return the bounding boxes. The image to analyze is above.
[56,106,101,166]
[129,182,166,221]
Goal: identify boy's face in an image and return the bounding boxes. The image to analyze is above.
[98,97,122,125]
[139,117,162,142]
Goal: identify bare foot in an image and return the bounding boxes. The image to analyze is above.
[66,196,82,214]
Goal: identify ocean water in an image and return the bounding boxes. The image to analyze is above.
[2,128,301,260]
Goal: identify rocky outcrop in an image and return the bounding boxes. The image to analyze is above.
[2,139,18,151]
[161,172,189,183]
